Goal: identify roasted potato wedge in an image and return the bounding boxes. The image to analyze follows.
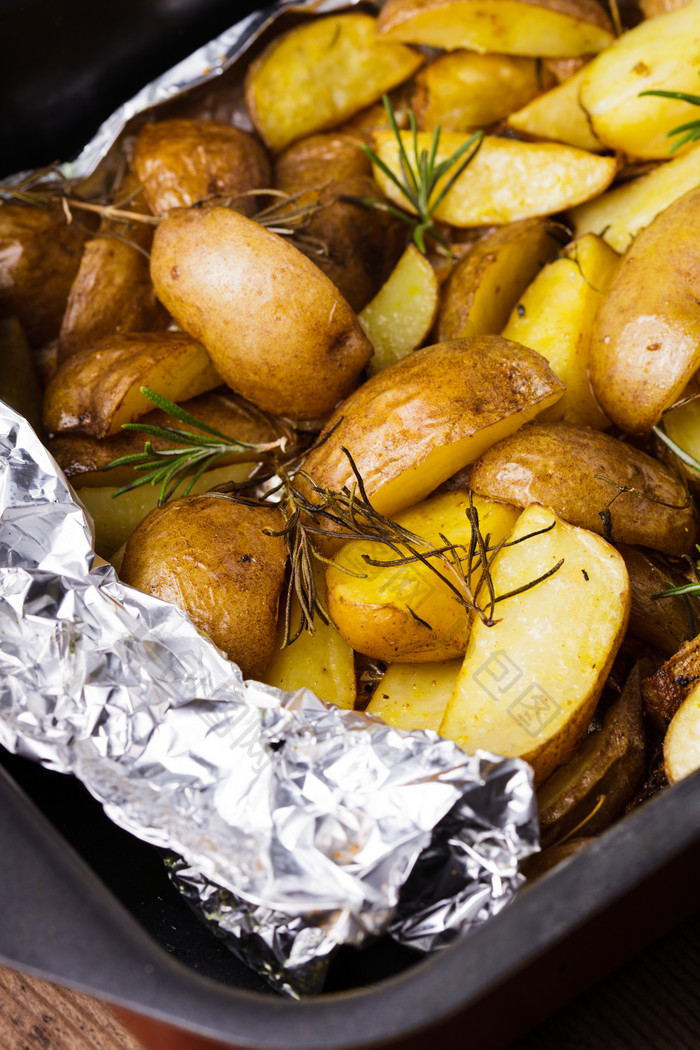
[245,13,422,152]
[437,219,562,340]
[590,187,700,434]
[130,118,270,216]
[507,65,604,152]
[42,332,222,438]
[376,0,615,56]
[642,635,700,731]
[371,131,617,225]
[301,336,564,521]
[537,661,648,847]
[439,505,630,785]
[620,545,700,656]
[120,496,287,679]
[367,659,462,732]
[149,205,372,420]
[664,678,700,783]
[469,421,697,555]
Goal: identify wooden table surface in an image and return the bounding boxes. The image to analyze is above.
[2,908,699,1050]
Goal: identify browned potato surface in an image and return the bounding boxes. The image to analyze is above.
[131,118,270,216]
[619,545,700,656]
[469,422,697,556]
[642,635,700,731]
[120,496,287,679]
[0,203,91,347]
[149,205,372,420]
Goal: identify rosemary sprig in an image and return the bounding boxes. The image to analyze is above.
[639,76,700,153]
[104,387,286,505]
[350,94,483,255]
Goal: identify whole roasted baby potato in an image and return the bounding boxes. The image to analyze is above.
[130,118,270,217]
[149,205,372,420]
[469,421,697,556]
[120,495,287,680]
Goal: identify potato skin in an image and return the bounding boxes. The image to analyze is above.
[149,206,373,420]
[120,496,287,680]
[0,203,90,347]
[469,421,697,555]
[131,119,270,217]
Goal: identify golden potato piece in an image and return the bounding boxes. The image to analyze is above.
[469,421,696,555]
[665,679,700,784]
[579,1,700,158]
[245,13,422,152]
[367,660,462,732]
[571,142,700,253]
[376,0,614,55]
[537,661,647,847]
[359,244,439,373]
[371,131,617,225]
[437,219,561,340]
[590,187,700,434]
[507,65,604,152]
[120,496,287,680]
[149,206,372,420]
[657,382,700,494]
[501,232,618,428]
[439,505,630,785]
[326,491,519,662]
[130,118,270,216]
[302,336,564,521]
[411,52,547,132]
[0,203,90,348]
[42,331,221,438]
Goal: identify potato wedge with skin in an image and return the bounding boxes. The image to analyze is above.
[130,119,270,217]
[376,0,614,56]
[469,422,697,555]
[0,317,42,434]
[619,545,700,656]
[371,131,617,225]
[437,220,561,341]
[571,142,700,253]
[411,52,547,132]
[245,14,422,153]
[501,233,617,428]
[47,390,282,487]
[367,660,462,731]
[263,564,356,710]
[360,245,439,373]
[439,506,630,785]
[150,206,372,420]
[42,331,221,438]
[0,203,90,348]
[326,491,519,662]
[642,635,700,731]
[655,383,700,495]
[665,679,700,783]
[579,0,700,159]
[641,0,690,16]
[537,661,648,847]
[78,461,259,560]
[590,187,700,434]
[120,496,287,680]
[507,65,604,152]
[301,336,564,523]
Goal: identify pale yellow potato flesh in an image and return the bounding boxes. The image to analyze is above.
[663,394,700,465]
[371,131,617,225]
[367,660,462,732]
[325,491,519,662]
[244,13,422,152]
[376,0,614,56]
[77,462,256,560]
[437,219,561,340]
[263,566,356,710]
[665,680,700,783]
[507,65,604,152]
[501,233,618,427]
[359,245,439,374]
[412,51,546,132]
[571,142,700,253]
[439,506,630,785]
[579,0,700,159]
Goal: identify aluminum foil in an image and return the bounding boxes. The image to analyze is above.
[0,401,538,994]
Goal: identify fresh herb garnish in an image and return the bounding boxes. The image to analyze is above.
[639,77,700,153]
[350,94,483,255]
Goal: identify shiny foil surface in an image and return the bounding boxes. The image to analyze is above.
[0,403,538,994]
